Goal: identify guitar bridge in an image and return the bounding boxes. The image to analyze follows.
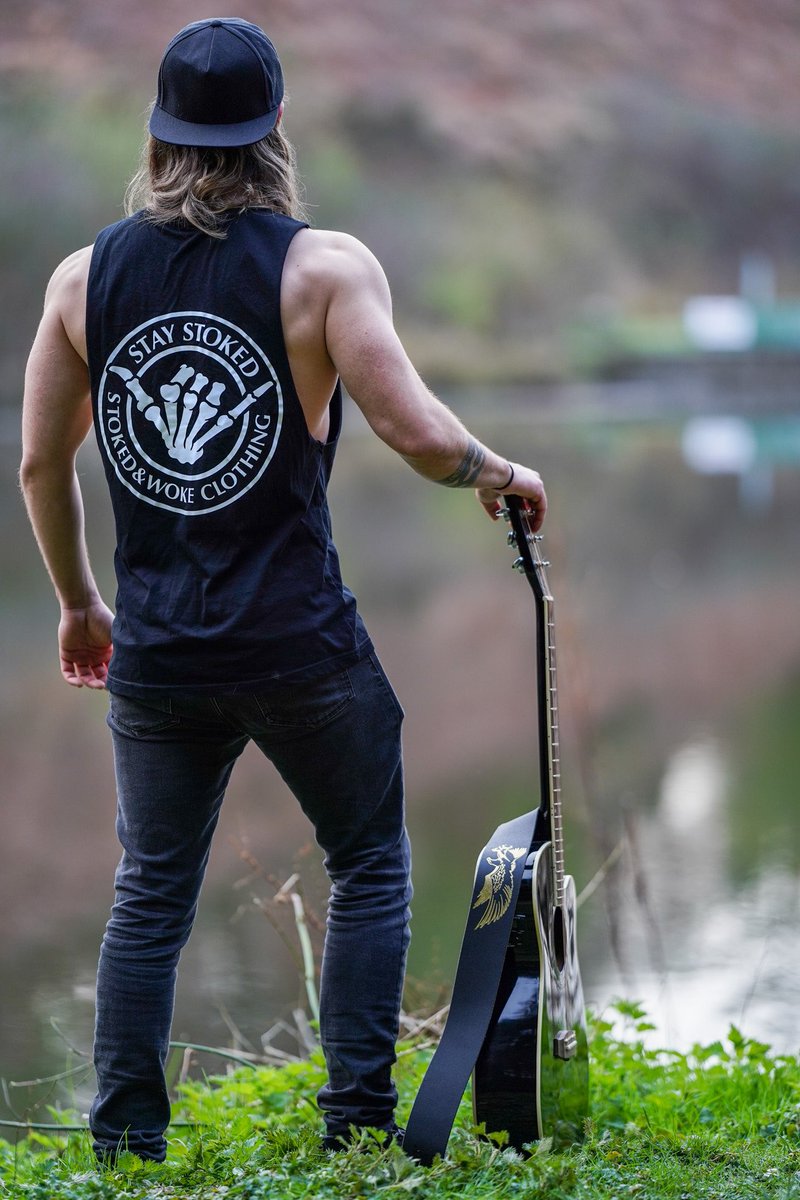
[553,1029,578,1060]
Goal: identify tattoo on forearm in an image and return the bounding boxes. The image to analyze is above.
[435,438,486,488]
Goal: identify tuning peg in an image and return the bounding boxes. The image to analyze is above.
[533,534,544,542]
[512,557,526,573]
[500,507,511,522]
[506,531,517,547]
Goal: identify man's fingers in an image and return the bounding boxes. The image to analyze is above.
[61,657,109,688]
[77,662,108,686]
[522,479,547,531]
[526,498,546,532]
[475,477,547,528]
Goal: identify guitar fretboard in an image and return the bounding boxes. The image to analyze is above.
[506,500,567,911]
[544,600,565,908]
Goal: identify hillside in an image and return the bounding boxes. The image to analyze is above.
[3,0,798,149]
[2,0,800,385]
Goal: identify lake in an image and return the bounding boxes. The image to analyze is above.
[2,372,798,1127]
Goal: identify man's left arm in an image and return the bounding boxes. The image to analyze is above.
[20,249,113,689]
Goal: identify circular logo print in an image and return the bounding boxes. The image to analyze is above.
[97,311,283,515]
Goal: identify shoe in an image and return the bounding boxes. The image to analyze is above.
[322,1125,405,1153]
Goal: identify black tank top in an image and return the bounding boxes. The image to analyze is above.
[86,209,370,695]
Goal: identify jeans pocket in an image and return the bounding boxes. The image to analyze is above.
[366,654,405,721]
[254,667,355,730]
[107,694,179,737]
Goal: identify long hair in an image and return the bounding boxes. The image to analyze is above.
[124,114,308,237]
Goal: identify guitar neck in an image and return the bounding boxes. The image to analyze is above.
[537,592,565,908]
[507,496,566,909]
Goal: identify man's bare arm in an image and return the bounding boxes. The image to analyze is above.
[318,233,546,526]
[19,248,113,689]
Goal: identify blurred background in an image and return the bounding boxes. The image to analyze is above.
[1,0,799,1123]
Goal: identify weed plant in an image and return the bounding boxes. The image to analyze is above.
[1,1003,798,1199]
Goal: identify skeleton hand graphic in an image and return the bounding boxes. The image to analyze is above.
[110,364,273,464]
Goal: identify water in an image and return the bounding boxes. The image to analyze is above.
[584,736,800,1051]
[2,378,799,1125]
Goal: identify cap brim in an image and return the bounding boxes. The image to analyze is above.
[148,102,281,147]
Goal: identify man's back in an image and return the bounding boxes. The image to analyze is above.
[84,209,370,694]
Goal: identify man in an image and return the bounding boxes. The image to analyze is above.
[20,18,546,1163]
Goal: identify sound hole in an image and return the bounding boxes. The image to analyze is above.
[553,905,566,973]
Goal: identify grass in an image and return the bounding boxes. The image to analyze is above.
[1,1003,798,1199]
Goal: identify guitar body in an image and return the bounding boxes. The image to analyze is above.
[535,853,589,1145]
[473,842,589,1148]
[473,849,541,1144]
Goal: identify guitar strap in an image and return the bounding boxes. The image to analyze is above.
[403,807,540,1165]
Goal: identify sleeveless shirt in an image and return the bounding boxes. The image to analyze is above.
[86,209,371,695]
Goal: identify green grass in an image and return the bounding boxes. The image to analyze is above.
[1,1004,798,1199]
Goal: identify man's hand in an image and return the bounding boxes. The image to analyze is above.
[58,601,114,688]
[475,463,547,529]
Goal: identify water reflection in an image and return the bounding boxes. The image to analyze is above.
[584,735,800,1052]
[2,392,799,1123]
[660,738,726,829]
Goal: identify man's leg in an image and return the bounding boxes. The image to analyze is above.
[90,694,247,1163]
[250,653,411,1142]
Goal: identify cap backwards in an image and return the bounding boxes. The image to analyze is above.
[149,18,284,148]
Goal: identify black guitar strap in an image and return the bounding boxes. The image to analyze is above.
[403,807,540,1165]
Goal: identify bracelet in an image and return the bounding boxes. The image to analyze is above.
[497,462,514,491]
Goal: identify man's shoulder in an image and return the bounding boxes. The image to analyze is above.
[292,227,368,255]
[287,227,385,290]
[45,245,93,329]
[47,245,93,305]
[43,246,93,359]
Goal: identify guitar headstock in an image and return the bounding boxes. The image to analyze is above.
[503,496,552,603]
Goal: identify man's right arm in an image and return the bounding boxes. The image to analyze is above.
[316,233,547,526]
[20,248,113,688]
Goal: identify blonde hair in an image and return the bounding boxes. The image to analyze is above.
[124,117,307,237]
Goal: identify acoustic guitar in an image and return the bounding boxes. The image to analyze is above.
[472,496,589,1149]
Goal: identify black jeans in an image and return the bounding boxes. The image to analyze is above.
[89,652,411,1162]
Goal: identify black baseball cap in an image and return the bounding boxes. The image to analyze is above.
[149,18,284,148]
